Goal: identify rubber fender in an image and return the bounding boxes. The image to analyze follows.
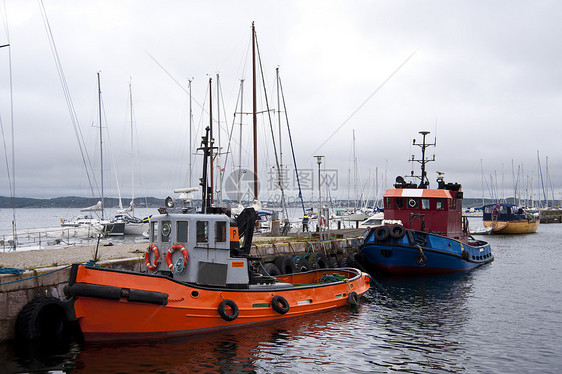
[128,289,169,305]
[218,299,239,321]
[416,253,427,266]
[308,252,329,269]
[348,291,359,306]
[67,283,121,300]
[16,296,69,342]
[389,224,406,239]
[274,256,297,275]
[271,295,290,314]
[263,262,281,276]
[374,226,390,241]
[295,257,312,272]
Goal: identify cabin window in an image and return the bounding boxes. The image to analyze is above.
[395,198,403,209]
[196,221,208,243]
[176,221,188,242]
[150,221,159,242]
[215,221,227,242]
[161,221,171,243]
[436,199,445,210]
[407,198,418,209]
[421,198,430,209]
[457,200,462,210]
[385,197,391,209]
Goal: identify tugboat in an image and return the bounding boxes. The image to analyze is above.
[16,127,370,343]
[360,131,493,275]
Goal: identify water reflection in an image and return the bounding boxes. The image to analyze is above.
[361,272,475,372]
[72,309,356,373]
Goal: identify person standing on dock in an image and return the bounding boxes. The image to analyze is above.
[302,214,309,232]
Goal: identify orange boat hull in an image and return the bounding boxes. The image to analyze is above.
[69,264,370,341]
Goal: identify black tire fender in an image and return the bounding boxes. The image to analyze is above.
[273,256,297,275]
[16,296,69,342]
[348,291,359,306]
[389,224,406,239]
[416,252,427,267]
[218,299,239,321]
[295,257,312,272]
[263,262,281,276]
[308,252,329,269]
[271,295,290,314]
[374,226,390,241]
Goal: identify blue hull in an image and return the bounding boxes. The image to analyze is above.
[360,226,493,275]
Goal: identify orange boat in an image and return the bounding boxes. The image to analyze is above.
[57,127,369,342]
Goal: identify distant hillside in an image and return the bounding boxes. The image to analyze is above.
[0,196,164,209]
[1,195,505,209]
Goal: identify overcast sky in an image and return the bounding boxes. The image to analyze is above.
[1,0,561,206]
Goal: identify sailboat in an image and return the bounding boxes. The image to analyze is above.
[62,73,125,236]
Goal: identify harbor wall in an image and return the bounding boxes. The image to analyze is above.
[0,238,361,343]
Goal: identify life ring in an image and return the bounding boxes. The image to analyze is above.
[319,216,326,227]
[271,295,290,314]
[374,226,390,241]
[408,198,417,208]
[218,299,239,321]
[348,291,359,306]
[166,244,189,272]
[389,224,406,239]
[145,244,160,271]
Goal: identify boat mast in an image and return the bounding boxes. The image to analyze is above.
[276,67,283,178]
[188,78,193,187]
[216,73,223,206]
[129,79,135,216]
[252,22,258,201]
[199,127,214,213]
[97,72,104,220]
[209,77,214,205]
[411,131,435,188]
[238,79,244,205]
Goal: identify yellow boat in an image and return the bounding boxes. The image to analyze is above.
[483,203,540,234]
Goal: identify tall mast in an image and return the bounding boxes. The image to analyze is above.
[209,77,214,205]
[238,79,244,204]
[216,73,223,205]
[188,78,193,187]
[97,72,104,220]
[252,22,258,201]
[129,79,135,215]
[276,67,283,175]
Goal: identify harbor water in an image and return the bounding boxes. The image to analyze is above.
[0,212,561,372]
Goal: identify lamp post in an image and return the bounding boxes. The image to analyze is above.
[314,155,324,208]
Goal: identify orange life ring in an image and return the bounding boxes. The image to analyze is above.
[145,244,159,271]
[166,244,189,272]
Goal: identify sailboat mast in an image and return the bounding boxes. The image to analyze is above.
[238,79,244,204]
[188,78,193,187]
[97,72,104,220]
[129,79,135,215]
[252,22,258,201]
[276,67,283,173]
[209,77,214,205]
